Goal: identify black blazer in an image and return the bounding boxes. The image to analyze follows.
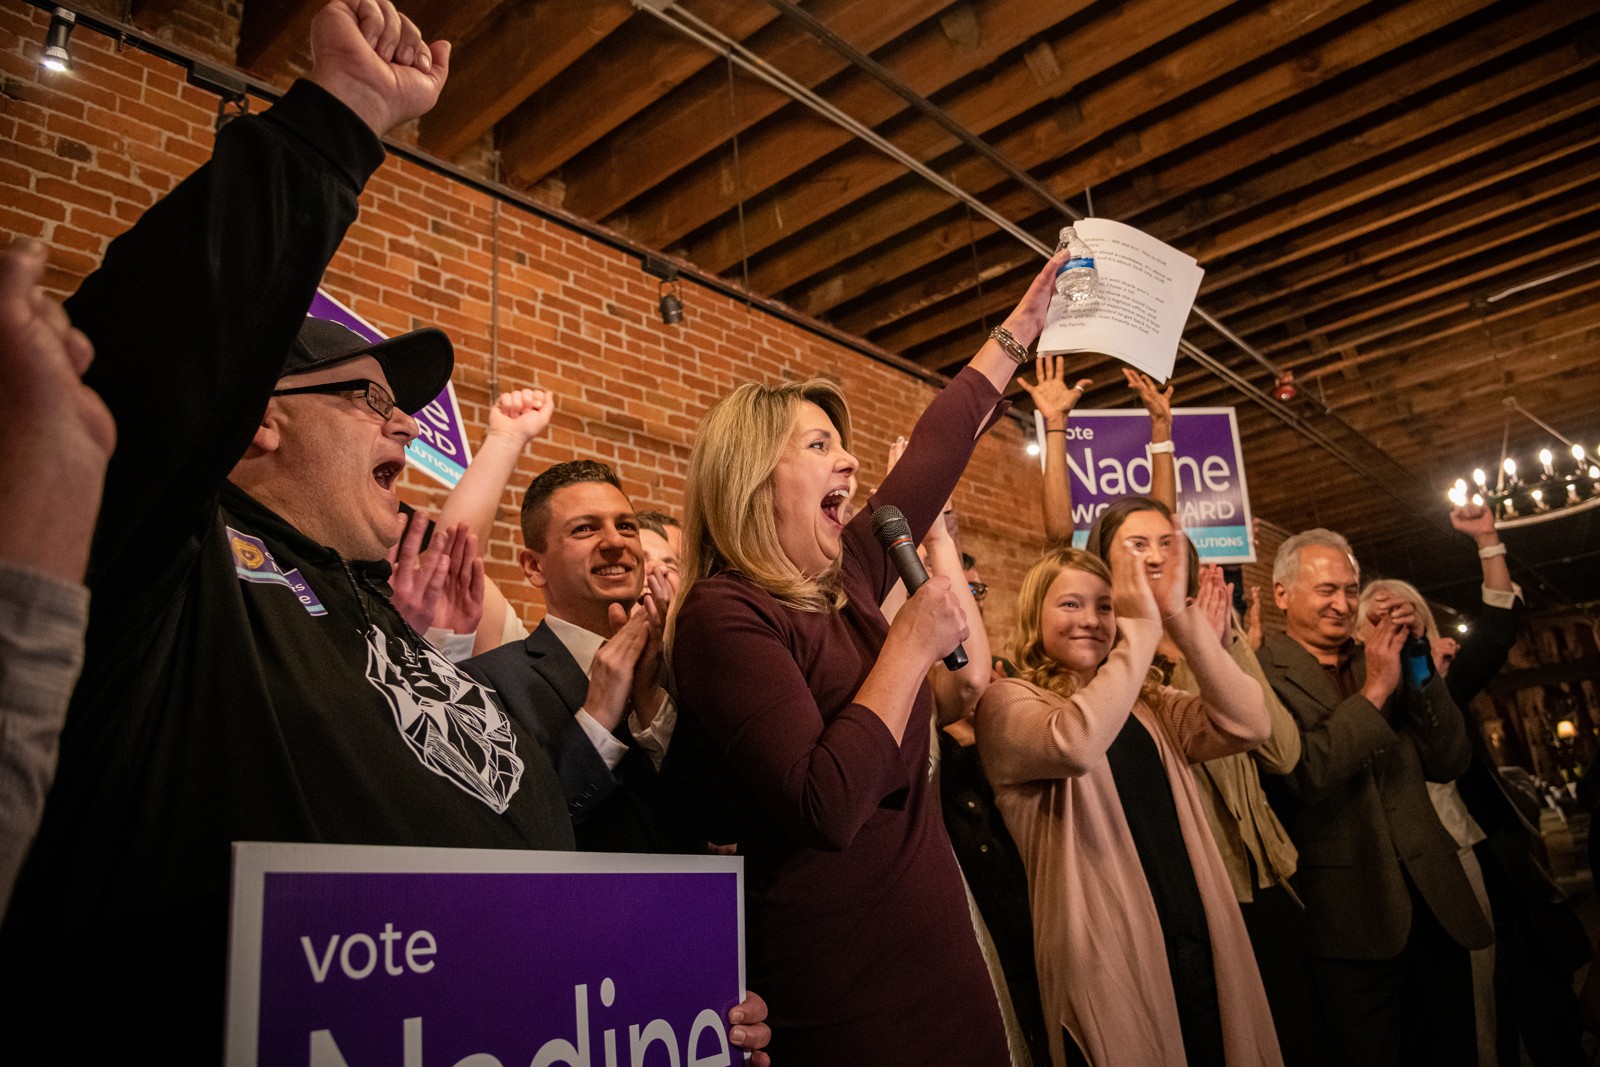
[1258,633,1493,960]
[462,621,691,854]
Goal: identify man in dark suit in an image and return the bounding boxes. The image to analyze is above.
[1258,527,1493,1067]
[462,461,689,853]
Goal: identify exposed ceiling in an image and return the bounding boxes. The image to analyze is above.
[139,0,1600,613]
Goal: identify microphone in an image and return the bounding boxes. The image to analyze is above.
[870,505,968,671]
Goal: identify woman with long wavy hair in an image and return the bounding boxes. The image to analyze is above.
[976,539,1281,1067]
[663,252,1071,1066]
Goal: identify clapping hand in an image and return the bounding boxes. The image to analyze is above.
[1245,586,1264,651]
[1194,564,1235,648]
[1109,536,1160,624]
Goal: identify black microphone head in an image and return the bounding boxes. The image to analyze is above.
[870,505,913,547]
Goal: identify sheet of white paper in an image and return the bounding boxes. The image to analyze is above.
[1036,217,1204,382]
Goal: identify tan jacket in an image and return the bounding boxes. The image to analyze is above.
[977,608,1284,1067]
[1175,638,1301,904]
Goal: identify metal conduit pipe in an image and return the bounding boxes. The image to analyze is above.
[636,0,1434,512]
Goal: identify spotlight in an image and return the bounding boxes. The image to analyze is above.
[1272,371,1297,402]
[640,255,685,326]
[40,7,75,73]
[1025,440,1041,457]
[658,278,684,325]
[1456,622,1469,635]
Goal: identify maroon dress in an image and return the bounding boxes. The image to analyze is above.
[669,368,1012,1066]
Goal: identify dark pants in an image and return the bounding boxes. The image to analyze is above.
[1240,883,1335,1067]
[1313,886,1474,1067]
[1477,839,1585,1067]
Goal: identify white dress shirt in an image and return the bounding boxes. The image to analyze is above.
[543,612,676,771]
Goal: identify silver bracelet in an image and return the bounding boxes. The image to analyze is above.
[989,325,1031,364]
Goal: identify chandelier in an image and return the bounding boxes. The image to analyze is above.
[1446,399,1599,528]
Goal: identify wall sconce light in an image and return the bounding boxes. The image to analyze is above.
[40,7,76,73]
[658,277,684,325]
[641,255,684,326]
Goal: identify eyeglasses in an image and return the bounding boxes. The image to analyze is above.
[272,378,400,421]
[968,582,988,603]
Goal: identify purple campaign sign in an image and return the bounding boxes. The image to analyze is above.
[226,844,745,1067]
[307,291,473,489]
[1034,407,1256,564]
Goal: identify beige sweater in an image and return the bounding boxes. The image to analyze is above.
[976,607,1283,1067]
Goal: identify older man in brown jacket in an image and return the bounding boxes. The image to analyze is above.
[1259,528,1492,1067]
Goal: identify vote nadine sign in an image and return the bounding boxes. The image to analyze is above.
[226,844,745,1067]
[1032,406,1257,564]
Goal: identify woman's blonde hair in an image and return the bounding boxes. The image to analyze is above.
[1358,578,1440,642]
[679,377,853,613]
[1010,546,1163,707]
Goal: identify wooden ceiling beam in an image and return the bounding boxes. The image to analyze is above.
[608,0,1109,248]
[683,0,1270,276]
[237,0,320,71]
[495,0,780,189]
[1172,72,1600,267]
[825,4,1587,334]
[1176,287,1600,410]
[1131,37,1598,248]
[1194,169,1600,330]
[561,0,953,223]
[837,239,1035,338]
[1278,267,1600,373]
[780,0,1497,317]
[418,0,635,161]
[1244,225,1600,359]
[1238,341,1599,467]
[906,141,1595,369]
[894,205,1600,360]
[1107,2,1595,229]
[1165,283,1600,408]
[400,0,503,44]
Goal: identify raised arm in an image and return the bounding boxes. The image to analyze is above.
[1444,502,1522,708]
[1124,369,1175,512]
[71,1,448,592]
[439,389,554,545]
[977,533,1164,782]
[976,622,1160,785]
[850,254,1070,600]
[1159,550,1269,761]
[1017,355,1092,546]
[969,249,1073,395]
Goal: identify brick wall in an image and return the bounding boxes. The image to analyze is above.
[1,1,1078,655]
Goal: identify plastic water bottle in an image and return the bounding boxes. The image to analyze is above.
[1401,633,1433,689]
[1054,225,1098,303]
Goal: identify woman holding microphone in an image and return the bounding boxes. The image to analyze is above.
[664,252,1070,1065]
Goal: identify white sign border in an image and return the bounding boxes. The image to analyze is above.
[1030,405,1257,564]
[225,842,746,1067]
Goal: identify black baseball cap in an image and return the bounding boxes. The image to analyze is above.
[281,316,454,415]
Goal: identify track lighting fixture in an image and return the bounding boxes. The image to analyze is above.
[40,7,75,73]
[641,255,685,326]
